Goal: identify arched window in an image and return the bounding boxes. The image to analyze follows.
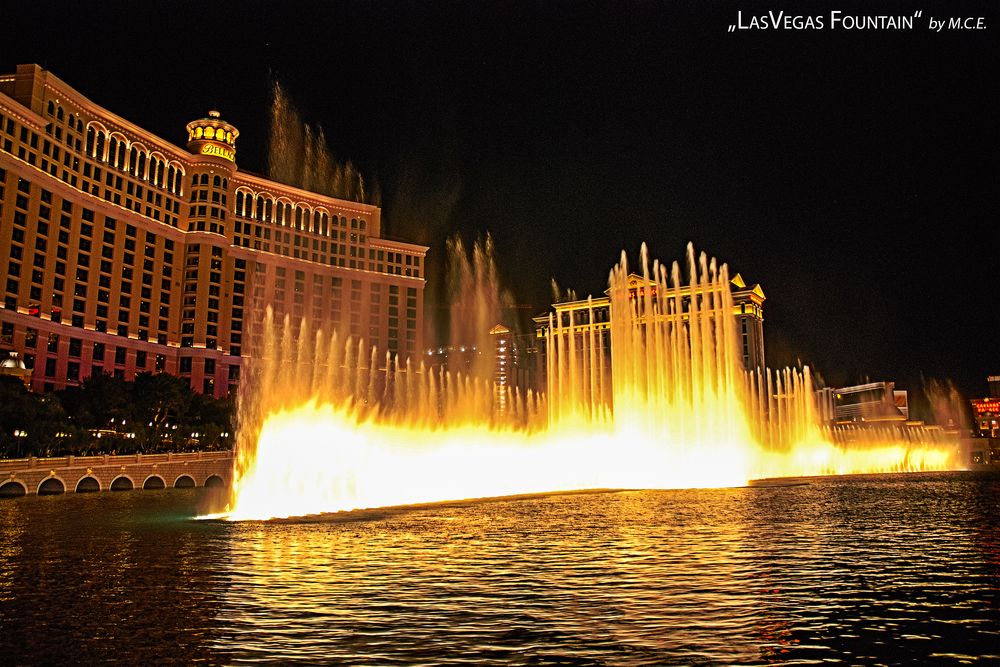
[86,127,96,157]
[256,196,264,221]
[276,202,284,225]
[109,137,125,169]
[47,101,55,116]
[136,152,146,180]
[129,146,140,176]
[156,160,165,187]
[295,207,303,230]
[56,106,64,121]
[213,175,221,188]
[95,131,106,161]
[235,191,244,215]
[265,199,273,222]
[222,178,228,189]
[68,113,75,127]
[167,166,176,193]
[77,119,83,133]
[200,174,209,186]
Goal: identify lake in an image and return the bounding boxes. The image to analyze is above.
[1,471,998,665]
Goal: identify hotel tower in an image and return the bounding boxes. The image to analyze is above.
[0,64,427,396]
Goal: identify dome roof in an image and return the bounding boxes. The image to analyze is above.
[0,356,26,370]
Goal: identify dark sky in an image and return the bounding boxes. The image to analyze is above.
[4,0,997,397]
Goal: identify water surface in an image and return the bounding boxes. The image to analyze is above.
[1,472,998,665]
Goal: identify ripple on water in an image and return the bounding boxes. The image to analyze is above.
[0,472,998,665]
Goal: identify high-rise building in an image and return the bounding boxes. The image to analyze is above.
[0,64,427,396]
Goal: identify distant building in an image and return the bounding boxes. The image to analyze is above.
[971,376,1000,438]
[827,381,908,423]
[0,64,427,396]
[971,398,1000,438]
[489,324,512,390]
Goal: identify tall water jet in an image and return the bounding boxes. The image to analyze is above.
[268,80,374,203]
[445,234,514,381]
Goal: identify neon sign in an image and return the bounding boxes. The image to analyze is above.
[200,143,235,162]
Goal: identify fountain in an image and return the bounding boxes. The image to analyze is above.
[267,80,374,203]
[223,242,962,520]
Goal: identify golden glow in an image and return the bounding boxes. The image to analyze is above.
[224,243,962,521]
[199,143,235,162]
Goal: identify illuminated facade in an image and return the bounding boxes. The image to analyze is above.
[971,377,1000,439]
[532,272,766,389]
[970,377,999,465]
[0,64,426,396]
[822,381,908,423]
[971,398,999,438]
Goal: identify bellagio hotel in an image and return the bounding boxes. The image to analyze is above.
[0,64,427,397]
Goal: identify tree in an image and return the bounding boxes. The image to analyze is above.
[0,376,75,458]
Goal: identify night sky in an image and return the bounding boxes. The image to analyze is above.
[4,0,996,399]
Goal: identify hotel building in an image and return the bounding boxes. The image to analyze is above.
[0,64,427,397]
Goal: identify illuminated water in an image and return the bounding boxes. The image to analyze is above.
[3,473,998,665]
[229,244,961,520]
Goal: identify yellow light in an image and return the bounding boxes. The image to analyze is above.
[199,143,235,162]
[222,245,962,522]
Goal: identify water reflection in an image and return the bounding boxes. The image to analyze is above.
[0,489,232,664]
[0,473,998,665]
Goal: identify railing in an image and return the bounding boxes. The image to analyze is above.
[0,450,234,472]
